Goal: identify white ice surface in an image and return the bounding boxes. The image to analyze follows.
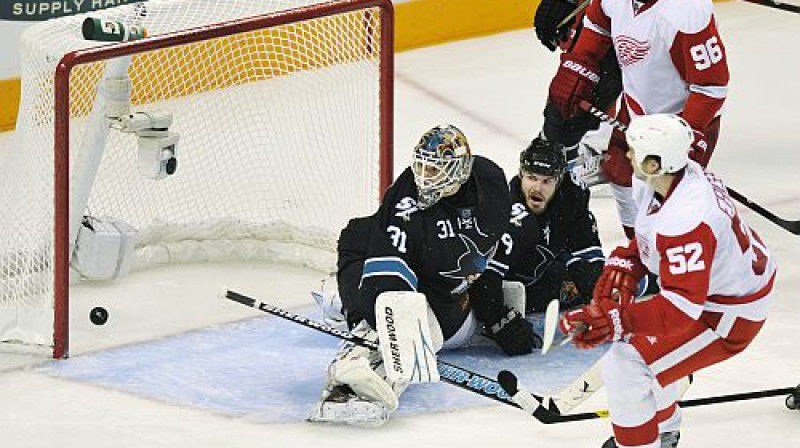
[1,2,800,447]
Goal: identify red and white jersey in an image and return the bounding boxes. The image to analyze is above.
[632,161,776,324]
[583,0,729,130]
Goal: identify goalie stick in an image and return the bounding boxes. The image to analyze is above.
[579,101,800,236]
[223,289,798,422]
[222,289,522,409]
[743,0,800,14]
[498,369,799,424]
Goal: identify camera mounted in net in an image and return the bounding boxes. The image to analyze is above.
[113,110,180,180]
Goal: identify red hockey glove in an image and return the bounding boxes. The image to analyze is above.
[559,298,628,349]
[548,53,600,119]
[688,128,711,167]
[593,243,648,307]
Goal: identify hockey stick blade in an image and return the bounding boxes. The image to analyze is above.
[743,0,800,14]
[223,289,522,409]
[578,101,800,236]
[541,299,560,355]
[498,369,797,424]
[498,370,606,423]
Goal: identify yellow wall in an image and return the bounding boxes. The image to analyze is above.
[0,0,732,132]
[395,0,537,51]
[0,79,20,131]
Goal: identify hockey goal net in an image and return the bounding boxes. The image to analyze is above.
[0,0,393,358]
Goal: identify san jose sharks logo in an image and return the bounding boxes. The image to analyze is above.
[440,234,498,295]
[510,203,529,228]
[510,245,558,286]
[530,245,557,283]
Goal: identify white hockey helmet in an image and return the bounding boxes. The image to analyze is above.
[625,114,694,176]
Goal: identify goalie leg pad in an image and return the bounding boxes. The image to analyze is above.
[308,385,390,428]
[375,291,441,385]
[327,321,399,412]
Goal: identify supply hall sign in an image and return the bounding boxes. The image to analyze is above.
[1,0,145,21]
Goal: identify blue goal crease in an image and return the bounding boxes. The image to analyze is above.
[36,307,606,423]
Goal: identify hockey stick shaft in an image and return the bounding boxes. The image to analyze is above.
[579,101,800,235]
[223,289,521,409]
[557,0,591,29]
[743,0,800,14]
[725,188,800,234]
[499,369,797,424]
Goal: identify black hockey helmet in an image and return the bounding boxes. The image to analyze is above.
[520,137,566,177]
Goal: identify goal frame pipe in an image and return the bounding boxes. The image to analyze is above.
[53,0,394,358]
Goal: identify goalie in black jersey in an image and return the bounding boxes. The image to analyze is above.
[309,125,539,427]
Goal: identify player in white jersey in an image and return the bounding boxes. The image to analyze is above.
[560,114,776,448]
[547,0,729,239]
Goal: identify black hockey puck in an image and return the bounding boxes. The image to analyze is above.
[90,307,108,325]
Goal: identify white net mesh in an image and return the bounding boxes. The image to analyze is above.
[0,0,389,354]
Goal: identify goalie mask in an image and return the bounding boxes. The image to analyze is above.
[412,124,473,210]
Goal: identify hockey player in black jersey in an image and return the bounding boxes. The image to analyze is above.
[309,125,538,427]
[496,137,605,313]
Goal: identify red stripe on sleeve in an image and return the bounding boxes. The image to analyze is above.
[670,17,729,130]
[585,0,611,32]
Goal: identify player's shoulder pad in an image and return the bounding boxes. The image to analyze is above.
[378,167,423,222]
[472,155,507,185]
[472,155,511,235]
[505,176,533,229]
[380,168,416,203]
[472,155,511,210]
[655,165,712,237]
[563,175,590,199]
[657,0,714,34]
[558,175,591,210]
[509,175,523,201]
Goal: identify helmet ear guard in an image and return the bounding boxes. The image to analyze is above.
[625,114,694,176]
[412,124,473,209]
